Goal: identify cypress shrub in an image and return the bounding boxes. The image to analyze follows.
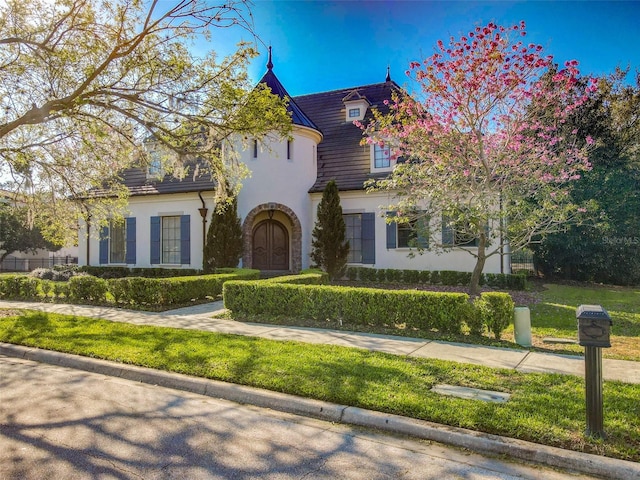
[311,180,349,280]
[203,196,243,273]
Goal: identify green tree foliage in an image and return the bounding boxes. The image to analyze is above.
[532,70,640,285]
[0,0,291,244]
[203,197,243,272]
[311,180,349,280]
[0,203,61,263]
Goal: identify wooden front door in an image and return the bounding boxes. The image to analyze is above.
[252,220,289,270]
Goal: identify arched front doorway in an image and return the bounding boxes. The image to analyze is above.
[252,219,289,270]
[242,203,302,273]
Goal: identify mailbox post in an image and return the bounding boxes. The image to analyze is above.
[576,305,612,438]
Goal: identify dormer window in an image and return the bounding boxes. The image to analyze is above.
[147,150,164,178]
[343,89,370,122]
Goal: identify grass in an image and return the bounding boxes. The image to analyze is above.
[523,284,640,361]
[0,309,639,462]
[219,281,640,361]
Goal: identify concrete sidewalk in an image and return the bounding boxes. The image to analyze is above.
[2,299,640,479]
[1,299,639,384]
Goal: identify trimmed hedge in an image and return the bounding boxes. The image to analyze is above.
[224,281,472,334]
[107,269,259,305]
[80,266,204,279]
[0,269,260,307]
[224,271,517,338]
[0,275,39,299]
[474,292,515,340]
[344,266,526,290]
[261,269,329,285]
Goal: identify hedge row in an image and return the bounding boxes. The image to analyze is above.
[262,269,329,285]
[223,280,515,337]
[79,266,204,279]
[345,267,526,290]
[0,269,260,307]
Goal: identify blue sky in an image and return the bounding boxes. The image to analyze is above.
[202,0,640,96]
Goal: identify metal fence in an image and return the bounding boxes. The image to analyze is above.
[510,249,536,275]
[0,256,78,272]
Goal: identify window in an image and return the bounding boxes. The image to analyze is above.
[342,213,375,264]
[148,151,163,177]
[253,139,258,158]
[99,218,136,265]
[442,214,487,247]
[344,214,362,263]
[109,220,126,263]
[397,220,416,248]
[287,139,293,160]
[150,215,190,265]
[348,108,360,118]
[374,144,391,169]
[161,216,181,264]
[386,212,428,249]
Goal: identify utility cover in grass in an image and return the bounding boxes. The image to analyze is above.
[432,384,510,403]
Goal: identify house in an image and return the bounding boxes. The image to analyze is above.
[78,53,506,275]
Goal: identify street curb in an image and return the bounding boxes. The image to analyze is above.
[2,342,639,480]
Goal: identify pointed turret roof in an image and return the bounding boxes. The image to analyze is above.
[257,48,321,132]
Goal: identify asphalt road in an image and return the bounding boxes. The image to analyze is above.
[0,355,596,480]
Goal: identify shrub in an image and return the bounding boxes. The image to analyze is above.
[402,269,420,284]
[386,269,402,283]
[224,281,470,334]
[418,270,430,284]
[262,269,328,285]
[359,268,377,282]
[311,180,349,280]
[53,282,69,299]
[30,268,54,280]
[440,270,459,285]
[346,267,358,281]
[40,280,53,300]
[429,271,441,284]
[464,302,485,336]
[474,292,515,340]
[0,275,39,299]
[203,195,243,272]
[106,268,260,306]
[68,276,108,303]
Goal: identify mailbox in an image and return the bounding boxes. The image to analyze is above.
[576,305,612,348]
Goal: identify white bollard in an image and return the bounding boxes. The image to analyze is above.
[513,306,532,347]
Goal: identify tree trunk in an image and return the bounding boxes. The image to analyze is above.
[469,233,487,297]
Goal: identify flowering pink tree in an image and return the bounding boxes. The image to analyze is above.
[360,21,597,295]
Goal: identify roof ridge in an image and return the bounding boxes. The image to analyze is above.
[293,80,401,100]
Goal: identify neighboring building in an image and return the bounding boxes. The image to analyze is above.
[79,53,506,275]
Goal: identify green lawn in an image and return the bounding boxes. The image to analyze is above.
[0,309,639,462]
[522,284,640,360]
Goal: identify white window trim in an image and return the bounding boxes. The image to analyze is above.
[370,144,395,172]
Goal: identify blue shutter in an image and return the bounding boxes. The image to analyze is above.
[386,211,397,249]
[442,214,454,246]
[361,212,375,264]
[150,216,160,264]
[125,217,136,264]
[180,215,191,265]
[99,226,109,264]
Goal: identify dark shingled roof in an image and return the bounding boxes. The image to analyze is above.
[295,80,399,193]
[89,163,215,198]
